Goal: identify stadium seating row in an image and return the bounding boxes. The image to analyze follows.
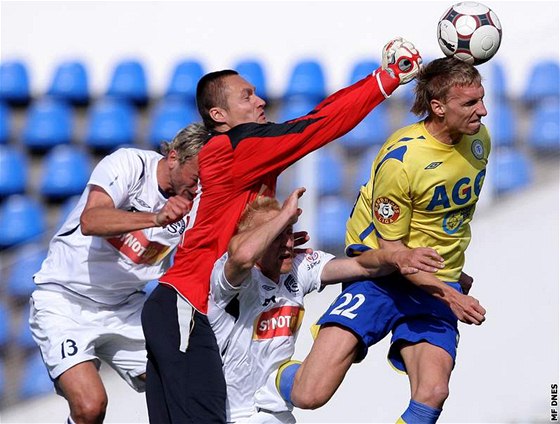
[0,95,558,153]
[1,58,559,108]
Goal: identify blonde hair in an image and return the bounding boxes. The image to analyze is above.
[237,196,281,233]
[160,122,210,164]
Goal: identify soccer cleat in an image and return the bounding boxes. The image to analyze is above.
[382,37,422,85]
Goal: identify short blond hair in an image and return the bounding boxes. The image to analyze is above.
[160,122,209,164]
[237,196,281,233]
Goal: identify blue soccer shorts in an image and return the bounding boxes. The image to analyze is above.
[316,275,461,373]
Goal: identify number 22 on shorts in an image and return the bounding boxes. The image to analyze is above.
[330,293,365,319]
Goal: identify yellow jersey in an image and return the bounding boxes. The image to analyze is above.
[346,121,491,282]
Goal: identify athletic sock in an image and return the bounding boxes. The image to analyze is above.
[398,399,442,424]
[275,360,302,405]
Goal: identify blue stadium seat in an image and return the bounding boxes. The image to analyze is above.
[527,99,560,152]
[294,148,344,197]
[165,59,204,105]
[39,145,92,201]
[0,145,28,198]
[490,100,517,147]
[523,60,560,104]
[148,99,199,149]
[19,352,54,399]
[488,61,508,100]
[7,244,46,301]
[0,102,11,144]
[492,148,533,194]
[341,106,390,152]
[22,99,74,151]
[276,97,317,122]
[315,196,352,249]
[284,60,326,103]
[348,60,380,85]
[0,357,5,398]
[84,99,137,152]
[17,307,37,351]
[47,60,90,105]
[0,60,30,105]
[0,304,8,349]
[0,195,46,248]
[57,195,81,229]
[353,145,382,192]
[106,59,149,106]
[235,59,268,101]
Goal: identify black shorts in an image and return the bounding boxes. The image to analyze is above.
[141,284,226,423]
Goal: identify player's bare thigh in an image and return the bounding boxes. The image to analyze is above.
[292,324,359,409]
[399,341,453,408]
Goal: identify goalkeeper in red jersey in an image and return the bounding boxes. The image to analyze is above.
[141,37,422,423]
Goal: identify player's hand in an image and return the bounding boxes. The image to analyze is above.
[293,230,312,255]
[281,187,305,226]
[382,37,422,85]
[448,292,486,325]
[154,195,192,227]
[392,247,444,275]
[458,271,474,295]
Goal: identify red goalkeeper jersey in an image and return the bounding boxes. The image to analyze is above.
[159,69,399,313]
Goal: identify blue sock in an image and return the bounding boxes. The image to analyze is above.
[275,360,301,405]
[399,399,442,424]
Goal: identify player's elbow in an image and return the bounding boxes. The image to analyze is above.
[291,388,330,410]
[79,212,98,236]
[228,247,258,274]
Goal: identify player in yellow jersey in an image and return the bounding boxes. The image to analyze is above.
[277,57,489,423]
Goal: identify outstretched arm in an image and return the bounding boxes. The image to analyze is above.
[378,238,486,325]
[320,246,444,286]
[80,185,192,236]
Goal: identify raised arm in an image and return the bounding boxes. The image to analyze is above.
[80,185,192,237]
[224,188,305,286]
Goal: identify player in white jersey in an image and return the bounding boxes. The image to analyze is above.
[29,123,208,424]
[208,187,445,423]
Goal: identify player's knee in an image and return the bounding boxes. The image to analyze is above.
[415,382,449,407]
[70,394,108,424]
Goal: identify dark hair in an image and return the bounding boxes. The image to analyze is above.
[411,57,482,117]
[196,69,239,130]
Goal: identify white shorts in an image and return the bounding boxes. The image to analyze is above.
[29,284,147,393]
[241,410,296,424]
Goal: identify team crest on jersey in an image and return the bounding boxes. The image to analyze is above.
[374,197,400,224]
[442,205,474,235]
[283,274,299,293]
[305,251,321,271]
[166,219,186,235]
[471,139,484,160]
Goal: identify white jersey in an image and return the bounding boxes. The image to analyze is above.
[208,250,335,422]
[34,148,188,305]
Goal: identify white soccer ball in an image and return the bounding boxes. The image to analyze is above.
[437,1,502,65]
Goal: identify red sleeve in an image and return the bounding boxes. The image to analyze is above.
[229,69,399,188]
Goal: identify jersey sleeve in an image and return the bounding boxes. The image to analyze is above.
[230,71,400,188]
[87,148,144,208]
[209,253,251,309]
[293,250,335,295]
[371,153,412,241]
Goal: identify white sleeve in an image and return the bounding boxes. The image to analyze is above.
[87,148,144,208]
[209,252,251,309]
[293,250,335,295]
